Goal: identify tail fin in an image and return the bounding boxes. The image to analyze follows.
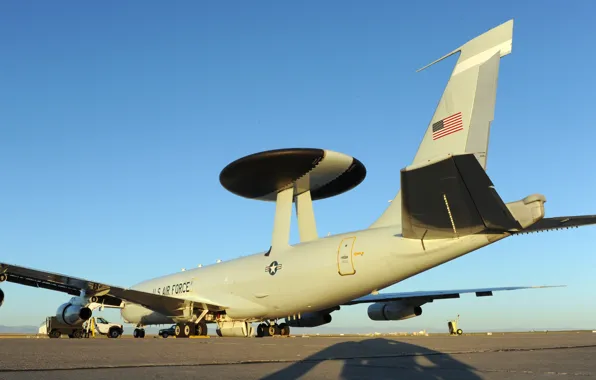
[370,20,514,229]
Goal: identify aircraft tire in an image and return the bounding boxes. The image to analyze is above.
[256,324,266,337]
[268,324,280,336]
[196,320,208,336]
[175,323,189,338]
[133,328,145,338]
[279,323,290,336]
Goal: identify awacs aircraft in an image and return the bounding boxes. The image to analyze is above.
[1,19,595,338]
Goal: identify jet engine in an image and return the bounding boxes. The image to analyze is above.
[56,302,92,325]
[367,301,422,321]
[284,312,332,328]
[0,288,4,308]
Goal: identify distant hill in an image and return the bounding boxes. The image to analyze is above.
[0,325,39,334]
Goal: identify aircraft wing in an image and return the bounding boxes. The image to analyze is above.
[342,285,564,306]
[514,216,596,234]
[0,262,226,316]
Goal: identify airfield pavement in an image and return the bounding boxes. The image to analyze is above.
[0,332,594,379]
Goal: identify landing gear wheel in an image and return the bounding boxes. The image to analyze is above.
[456,329,463,335]
[196,320,208,336]
[175,323,189,338]
[279,323,290,336]
[268,324,280,336]
[256,324,267,337]
[133,328,145,338]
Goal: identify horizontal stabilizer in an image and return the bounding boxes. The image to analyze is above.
[514,215,596,234]
[401,153,522,239]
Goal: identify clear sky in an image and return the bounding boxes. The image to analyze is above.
[1,0,595,332]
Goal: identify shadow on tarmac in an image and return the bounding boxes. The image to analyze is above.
[260,338,481,380]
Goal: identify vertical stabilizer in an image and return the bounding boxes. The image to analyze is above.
[370,20,514,229]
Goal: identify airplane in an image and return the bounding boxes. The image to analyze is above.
[2,19,595,339]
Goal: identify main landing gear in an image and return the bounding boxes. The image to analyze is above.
[256,322,290,337]
[174,320,208,338]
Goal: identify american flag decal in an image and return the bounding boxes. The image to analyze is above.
[432,112,463,140]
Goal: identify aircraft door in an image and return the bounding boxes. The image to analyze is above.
[337,237,356,276]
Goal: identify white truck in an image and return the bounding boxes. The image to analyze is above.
[39,316,124,338]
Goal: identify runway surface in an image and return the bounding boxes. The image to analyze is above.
[0,332,594,379]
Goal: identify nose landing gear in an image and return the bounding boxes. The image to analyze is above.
[133,327,146,338]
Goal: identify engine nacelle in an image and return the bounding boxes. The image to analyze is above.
[56,302,92,326]
[367,301,422,321]
[0,288,4,308]
[284,312,332,328]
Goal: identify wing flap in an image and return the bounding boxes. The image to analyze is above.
[343,285,564,305]
[0,262,225,316]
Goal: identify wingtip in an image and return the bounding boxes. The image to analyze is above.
[532,285,567,289]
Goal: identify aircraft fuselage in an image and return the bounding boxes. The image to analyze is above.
[121,226,508,325]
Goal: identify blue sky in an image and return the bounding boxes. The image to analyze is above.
[1,0,595,332]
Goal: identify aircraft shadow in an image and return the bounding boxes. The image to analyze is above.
[260,337,481,380]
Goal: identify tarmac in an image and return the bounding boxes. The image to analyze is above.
[0,332,594,379]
